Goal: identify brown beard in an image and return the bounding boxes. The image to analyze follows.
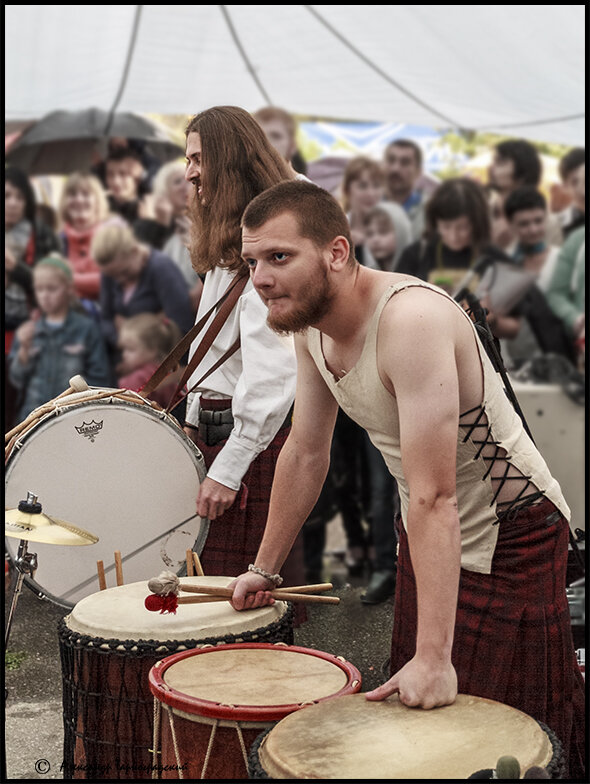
[266,265,334,335]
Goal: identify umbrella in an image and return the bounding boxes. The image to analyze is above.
[5,108,185,175]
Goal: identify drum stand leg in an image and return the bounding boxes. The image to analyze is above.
[5,539,37,649]
[4,539,37,781]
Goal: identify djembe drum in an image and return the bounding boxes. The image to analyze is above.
[148,643,362,779]
[59,577,293,780]
[248,693,565,779]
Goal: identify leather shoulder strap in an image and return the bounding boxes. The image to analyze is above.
[139,273,248,397]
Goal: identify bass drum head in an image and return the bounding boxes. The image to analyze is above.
[5,399,208,608]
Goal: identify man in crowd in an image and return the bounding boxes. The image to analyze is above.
[382,139,426,241]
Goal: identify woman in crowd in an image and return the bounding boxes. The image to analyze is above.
[5,166,60,266]
[58,172,124,305]
[396,176,506,293]
[151,161,203,309]
[91,222,195,368]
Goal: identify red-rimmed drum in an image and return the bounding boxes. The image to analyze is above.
[148,643,362,779]
[59,577,293,780]
[5,388,209,608]
[249,693,565,779]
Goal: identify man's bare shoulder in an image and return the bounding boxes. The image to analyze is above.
[380,281,459,333]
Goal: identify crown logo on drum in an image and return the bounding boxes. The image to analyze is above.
[74,420,104,443]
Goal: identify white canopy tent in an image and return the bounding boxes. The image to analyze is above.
[5,5,585,146]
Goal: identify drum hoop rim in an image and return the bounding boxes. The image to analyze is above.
[58,607,294,656]
[148,642,362,722]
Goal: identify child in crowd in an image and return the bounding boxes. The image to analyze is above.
[8,254,112,422]
[364,204,399,272]
[116,312,183,410]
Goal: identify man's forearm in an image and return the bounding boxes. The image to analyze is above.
[406,497,461,662]
[254,435,330,574]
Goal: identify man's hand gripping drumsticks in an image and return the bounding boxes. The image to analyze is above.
[144,571,339,614]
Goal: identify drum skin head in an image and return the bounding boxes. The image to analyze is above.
[257,693,554,779]
[149,643,362,722]
[5,399,208,606]
[66,577,288,642]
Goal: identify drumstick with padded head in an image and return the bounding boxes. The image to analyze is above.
[55,375,90,399]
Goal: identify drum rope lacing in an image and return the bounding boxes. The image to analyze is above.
[151,698,250,780]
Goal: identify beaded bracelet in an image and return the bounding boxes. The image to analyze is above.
[247,563,283,587]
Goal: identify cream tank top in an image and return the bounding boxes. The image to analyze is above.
[307,280,570,574]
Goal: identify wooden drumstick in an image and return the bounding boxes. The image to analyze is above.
[97,560,107,590]
[274,583,333,594]
[114,551,124,586]
[269,592,339,605]
[177,595,228,604]
[179,583,333,596]
[192,551,205,577]
[186,549,194,576]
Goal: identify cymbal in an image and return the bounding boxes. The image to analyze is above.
[5,509,99,546]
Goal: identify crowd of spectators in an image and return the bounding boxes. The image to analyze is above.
[4,108,585,604]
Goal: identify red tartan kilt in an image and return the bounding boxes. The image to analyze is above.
[191,400,306,623]
[391,498,586,780]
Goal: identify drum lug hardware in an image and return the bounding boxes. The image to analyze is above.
[273,641,288,647]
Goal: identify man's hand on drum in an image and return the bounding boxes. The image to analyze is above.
[196,476,238,520]
[365,654,458,710]
[228,572,275,611]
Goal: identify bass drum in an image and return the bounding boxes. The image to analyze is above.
[5,388,209,608]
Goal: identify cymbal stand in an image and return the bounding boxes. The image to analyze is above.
[5,539,38,650]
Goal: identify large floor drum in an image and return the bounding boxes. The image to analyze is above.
[59,576,293,780]
[5,390,209,607]
[249,693,564,779]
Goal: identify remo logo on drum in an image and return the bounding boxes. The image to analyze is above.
[74,420,104,443]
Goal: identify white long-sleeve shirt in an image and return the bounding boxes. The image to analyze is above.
[185,265,297,490]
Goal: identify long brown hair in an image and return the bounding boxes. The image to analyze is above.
[185,106,294,274]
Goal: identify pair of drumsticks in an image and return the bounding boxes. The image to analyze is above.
[147,561,340,608]
[174,581,340,605]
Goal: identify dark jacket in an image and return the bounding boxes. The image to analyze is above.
[99,248,194,350]
[8,310,112,420]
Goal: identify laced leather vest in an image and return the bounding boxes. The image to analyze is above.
[307,280,570,574]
